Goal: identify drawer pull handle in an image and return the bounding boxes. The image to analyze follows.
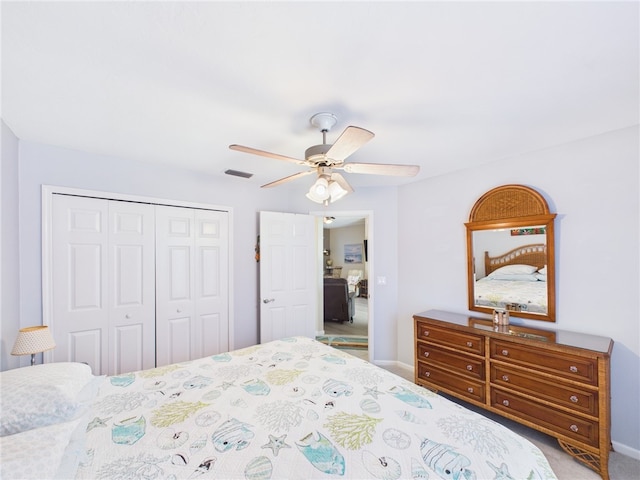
[466,341,473,347]
[570,395,579,403]
[423,352,430,358]
[502,400,510,407]
[502,375,509,382]
[570,424,579,433]
[569,366,578,373]
[467,387,474,393]
[501,349,509,356]
[424,371,431,377]
[423,330,430,337]
[466,365,473,371]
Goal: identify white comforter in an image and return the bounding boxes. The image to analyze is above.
[73,337,556,479]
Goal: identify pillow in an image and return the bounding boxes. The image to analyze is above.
[347,275,360,285]
[487,273,540,282]
[0,417,85,479]
[488,264,538,276]
[539,265,547,274]
[0,362,100,436]
[535,273,547,282]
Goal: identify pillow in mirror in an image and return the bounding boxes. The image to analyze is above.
[488,264,538,276]
[485,273,540,282]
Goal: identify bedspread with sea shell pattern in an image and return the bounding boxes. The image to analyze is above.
[76,337,557,480]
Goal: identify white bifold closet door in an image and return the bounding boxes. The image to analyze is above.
[51,195,156,375]
[50,195,229,375]
[155,205,229,367]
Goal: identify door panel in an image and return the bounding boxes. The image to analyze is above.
[114,324,144,374]
[167,317,192,364]
[260,212,317,343]
[108,201,155,374]
[156,207,229,365]
[52,195,109,373]
[69,243,103,310]
[69,329,103,371]
[156,206,195,367]
[194,210,229,358]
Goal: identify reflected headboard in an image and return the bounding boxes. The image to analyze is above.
[484,243,547,276]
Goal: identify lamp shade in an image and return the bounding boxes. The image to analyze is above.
[11,326,56,356]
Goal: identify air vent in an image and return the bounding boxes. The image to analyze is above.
[225,169,253,179]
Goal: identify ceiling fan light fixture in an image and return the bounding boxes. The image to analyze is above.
[306,176,330,203]
[328,180,349,203]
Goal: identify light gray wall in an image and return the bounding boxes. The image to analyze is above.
[4,138,401,368]
[326,223,366,278]
[1,121,21,371]
[397,125,640,456]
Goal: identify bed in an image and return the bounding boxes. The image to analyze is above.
[474,244,548,313]
[1,337,557,479]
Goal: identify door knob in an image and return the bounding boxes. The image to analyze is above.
[263,298,275,304]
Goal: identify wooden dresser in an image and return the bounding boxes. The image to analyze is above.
[414,310,613,479]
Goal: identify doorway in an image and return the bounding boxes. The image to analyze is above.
[312,211,373,361]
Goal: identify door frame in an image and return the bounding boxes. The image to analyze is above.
[310,210,374,361]
[41,185,235,363]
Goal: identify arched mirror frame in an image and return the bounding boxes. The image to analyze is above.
[465,184,557,322]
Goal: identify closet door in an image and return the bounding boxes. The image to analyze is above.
[52,195,108,373]
[51,195,155,375]
[108,201,156,374]
[155,206,229,366]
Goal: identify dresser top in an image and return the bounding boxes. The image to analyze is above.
[414,309,613,354]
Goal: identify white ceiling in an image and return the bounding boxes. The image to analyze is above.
[2,1,638,190]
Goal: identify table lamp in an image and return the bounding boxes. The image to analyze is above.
[11,326,56,366]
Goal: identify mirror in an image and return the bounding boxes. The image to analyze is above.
[466,185,557,322]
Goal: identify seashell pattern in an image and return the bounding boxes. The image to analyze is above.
[76,336,556,480]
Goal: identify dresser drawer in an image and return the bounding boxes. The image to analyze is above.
[416,321,484,355]
[491,389,598,447]
[490,339,597,386]
[417,362,485,403]
[491,365,597,416]
[417,343,484,380]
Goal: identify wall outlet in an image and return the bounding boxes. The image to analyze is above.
[377,276,387,285]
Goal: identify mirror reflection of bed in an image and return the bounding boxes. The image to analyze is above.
[474,243,548,314]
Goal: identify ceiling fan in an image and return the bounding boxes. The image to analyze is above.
[229,113,420,204]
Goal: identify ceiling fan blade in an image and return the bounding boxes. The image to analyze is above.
[261,169,315,188]
[342,162,420,176]
[326,126,375,161]
[330,172,354,193]
[229,144,307,166]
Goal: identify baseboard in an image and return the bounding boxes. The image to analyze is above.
[612,441,640,461]
[371,359,414,377]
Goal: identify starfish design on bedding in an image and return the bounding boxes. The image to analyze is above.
[261,434,291,456]
[364,386,384,399]
[86,416,111,431]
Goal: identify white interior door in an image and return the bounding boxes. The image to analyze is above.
[193,208,229,358]
[52,195,109,373]
[259,211,317,342]
[108,201,156,374]
[51,195,155,375]
[156,206,229,366]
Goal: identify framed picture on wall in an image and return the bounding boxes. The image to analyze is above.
[344,243,363,263]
